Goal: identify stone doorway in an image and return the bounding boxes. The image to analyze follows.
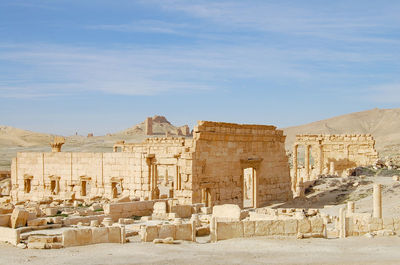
[243,167,256,208]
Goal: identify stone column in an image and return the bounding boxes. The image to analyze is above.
[55,179,60,195]
[373,184,382,218]
[305,145,310,181]
[339,207,346,238]
[347,201,355,215]
[292,145,298,191]
[318,144,323,175]
[329,161,335,175]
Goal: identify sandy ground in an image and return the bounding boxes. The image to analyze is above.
[1,236,400,265]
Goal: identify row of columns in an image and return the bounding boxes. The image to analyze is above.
[292,143,324,189]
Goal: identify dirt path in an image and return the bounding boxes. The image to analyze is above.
[1,236,400,265]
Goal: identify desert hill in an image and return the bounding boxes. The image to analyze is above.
[283,108,400,157]
[0,126,54,147]
[114,115,188,136]
[0,116,189,170]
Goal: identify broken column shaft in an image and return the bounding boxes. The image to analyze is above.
[373,183,382,218]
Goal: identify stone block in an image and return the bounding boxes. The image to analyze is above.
[284,219,298,235]
[310,217,324,234]
[158,224,176,239]
[27,242,47,249]
[27,218,47,227]
[142,225,159,242]
[10,208,29,229]
[176,224,192,241]
[212,204,241,222]
[153,202,167,213]
[170,205,192,218]
[217,221,243,240]
[44,207,58,216]
[92,227,108,244]
[243,221,255,237]
[76,228,92,245]
[108,226,121,243]
[297,219,311,234]
[62,229,77,247]
[269,220,285,235]
[255,220,272,236]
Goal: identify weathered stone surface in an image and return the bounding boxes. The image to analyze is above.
[0,214,10,227]
[217,221,243,240]
[175,224,192,241]
[213,204,241,222]
[158,224,175,239]
[10,208,29,228]
[92,227,108,244]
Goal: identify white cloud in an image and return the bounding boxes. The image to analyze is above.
[86,20,191,35]
[0,44,316,98]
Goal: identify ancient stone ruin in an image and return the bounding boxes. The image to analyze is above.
[0,119,396,250]
[292,134,378,190]
[11,121,292,207]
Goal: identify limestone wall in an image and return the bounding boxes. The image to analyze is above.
[339,215,400,237]
[62,226,122,247]
[11,152,151,201]
[192,121,292,208]
[103,201,154,221]
[214,217,325,241]
[114,137,194,204]
[140,223,194,242]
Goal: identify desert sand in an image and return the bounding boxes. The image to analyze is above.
[1,236,400,265]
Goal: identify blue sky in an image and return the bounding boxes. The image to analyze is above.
[0,0,399,135]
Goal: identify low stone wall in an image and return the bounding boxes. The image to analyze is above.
[140,223,195,242]
[343,215,400,236]
[62,226,122,247]
[104,201,154,221]
[0,226,20,245]
[213,217,325,241]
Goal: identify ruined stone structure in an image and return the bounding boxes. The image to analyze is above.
[178,125,191,136]
[11,121,292,208]
[145,117,153,136]
[292,134,378,187]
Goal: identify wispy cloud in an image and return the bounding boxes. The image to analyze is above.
[0,40,398,99]
[367,84,400,103]
[86,20,191,35]
[142,0,400,43]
